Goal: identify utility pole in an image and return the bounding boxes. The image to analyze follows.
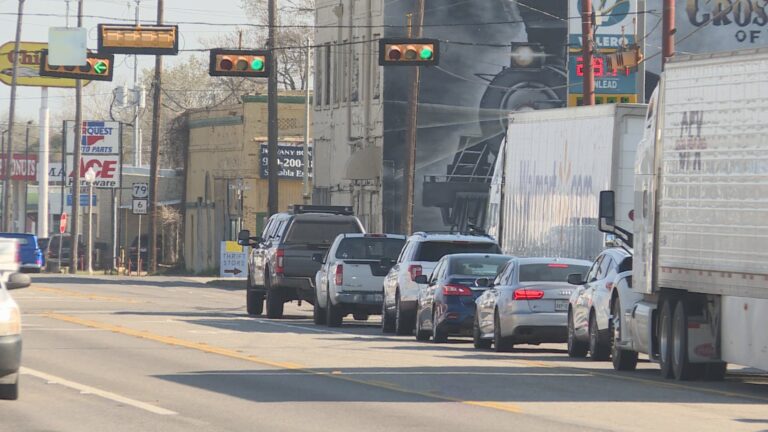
[38,87,50,238]
[148,0,164,273]
[4,0,25,232]
[581,0,595,106]
[133,0,142,166]
[70,0,83,273]
[24,121,30,227]
[402,0,425,235]
[662,0,675,69]
[302,37,311,204]
[267,0,279,216]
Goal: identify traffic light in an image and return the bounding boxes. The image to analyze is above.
[39,49,114,81]
[209,49,270,77]
[606,46,644,71]
[509,44,546,69]
[378,38,439,66]
[98,24,179,55]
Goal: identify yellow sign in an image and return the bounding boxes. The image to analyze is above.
[568,94,638,107]
[0,41,86,88]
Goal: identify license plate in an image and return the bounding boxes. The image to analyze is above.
[555,300,569,312]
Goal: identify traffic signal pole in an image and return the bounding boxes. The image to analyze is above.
[70,0,83,274]
[267,0,279,216]
[3,0,25,232]
[581,0,595,106]
[148,0,164,273]
[662,0,675,69]
[403,0,425,235]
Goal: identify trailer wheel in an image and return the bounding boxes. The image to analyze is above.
[659,298,675,379]
[672,301,696,380]
[611,296,638,371]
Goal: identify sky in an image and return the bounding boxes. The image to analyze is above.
[0,0,248,120]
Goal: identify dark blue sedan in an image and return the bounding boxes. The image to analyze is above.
[414,254,514,343]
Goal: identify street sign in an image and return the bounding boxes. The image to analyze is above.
[220,241,247,279]
[132,182,149,199]
[98,24,179,55]
[59,212,68,234]
[132,199,148,215]
[47,27,87,66]
[66,194,97,207]
[0,41,85,88]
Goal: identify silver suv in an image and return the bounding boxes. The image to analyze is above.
[381,232,501,335]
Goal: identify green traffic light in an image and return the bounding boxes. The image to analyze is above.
[94,61,108,75]
[419,46,433,60]
[251,57,265,71]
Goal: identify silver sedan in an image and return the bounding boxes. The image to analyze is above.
[474,258,591,352]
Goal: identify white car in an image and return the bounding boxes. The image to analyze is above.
[0,273,31,401]
[382,232,501,335]
[314,234,406,327]
[566,248,639,360]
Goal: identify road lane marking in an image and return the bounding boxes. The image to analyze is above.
[42,312,525,415]
[21,367,177,416]
[32,286,141,304]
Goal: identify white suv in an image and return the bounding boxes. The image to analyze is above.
[381,232,501,335]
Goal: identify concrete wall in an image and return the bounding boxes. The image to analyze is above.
[184,94,311,272]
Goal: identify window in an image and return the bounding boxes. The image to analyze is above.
[397,241,412,263]
[597,257,614,280]
[430,260,444,284]
[587,256,604,282]
[351,37,360,103]
[449,256,511,278]
[519,263,591,283]
[334,42,341,105]
[284,220,363,245]
[315,47,323,107]
[324,44,331,106]
[493,261,513,286]
[342,39,349,103]
[372,33,381,100]
[414,241,501,262]
[334,237,405,260]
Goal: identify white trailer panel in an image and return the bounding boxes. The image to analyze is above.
[657,51,768,299]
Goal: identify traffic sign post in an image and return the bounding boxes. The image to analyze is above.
[132,183,149,276]
[59,212,68,234]
[132,199,148,215]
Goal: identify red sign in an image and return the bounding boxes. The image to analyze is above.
[0,154,37,181]
[59,212,68,234]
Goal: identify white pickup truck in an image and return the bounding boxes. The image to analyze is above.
[600,49,768,380]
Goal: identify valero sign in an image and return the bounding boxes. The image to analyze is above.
[0,41,87,88]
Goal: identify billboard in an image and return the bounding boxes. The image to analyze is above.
[64,120,122,188]
[383,0,569,232]
[0,154,37,181]
[0,41,82,88]
[259,143,313,179]
[567,0,638,104]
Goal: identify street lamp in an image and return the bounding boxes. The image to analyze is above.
[84,167,96,275]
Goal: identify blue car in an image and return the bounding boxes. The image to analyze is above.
[0,233,42,273]
[414,254,514,343]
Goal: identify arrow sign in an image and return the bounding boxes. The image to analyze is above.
[93,61,107,75]
[224,268,242,276]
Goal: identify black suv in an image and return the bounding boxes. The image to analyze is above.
[238,205,365,318]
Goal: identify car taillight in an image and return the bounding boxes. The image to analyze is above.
[408,264,422,281]
[605,282,614,291]
[443,284,472,296]
[513,289,545,300]
[276,248,285,275]
[335,264,343,285]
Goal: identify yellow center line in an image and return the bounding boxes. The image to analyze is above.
[42,312,524,415]
[32,286,142,304]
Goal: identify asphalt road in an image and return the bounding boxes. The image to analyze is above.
[4,274,767,432]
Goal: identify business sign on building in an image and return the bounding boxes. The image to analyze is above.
[64,120,122,188]
[259,142,313,179]
[220,241,247,278]
[568,0,638,105]
[0,41,83,88]
[0,154,37,181]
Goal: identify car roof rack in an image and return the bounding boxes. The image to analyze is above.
[289,204,354,216]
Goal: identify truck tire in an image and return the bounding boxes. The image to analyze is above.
[394,293,413,336]
[611,296,638,371]
[473,314,492,349]
[567,310,588,358]
[313,290,327,325]
[265,272,284,319]
[381,301,396,334]
[326,289,344,327]
[672,300,694,381]
[246,289,264,316]
[589,312,610,361]
[659,298,675,379]
[493,310,514,352]
[0,380,18,400]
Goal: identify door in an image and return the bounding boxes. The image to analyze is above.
[478,261,510,336]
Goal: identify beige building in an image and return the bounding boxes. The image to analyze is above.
[183,93,311,272]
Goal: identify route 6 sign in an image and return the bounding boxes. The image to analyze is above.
[132,182,149,199]
[132,199,148,215]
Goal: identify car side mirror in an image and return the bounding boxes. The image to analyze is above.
[6,273,31,290]
[312,253,324,263]
[414,275,429,285]
[237,230,251,246]
[474,277,490,288]
[567,273,585,286]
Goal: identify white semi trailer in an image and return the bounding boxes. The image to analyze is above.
[600,49,768,380]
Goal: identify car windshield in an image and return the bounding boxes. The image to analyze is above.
[448,256,511,277]
[284,220,362,245]
[415,241,500,262]
[518,263,590,283]
[334,237,405,260]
